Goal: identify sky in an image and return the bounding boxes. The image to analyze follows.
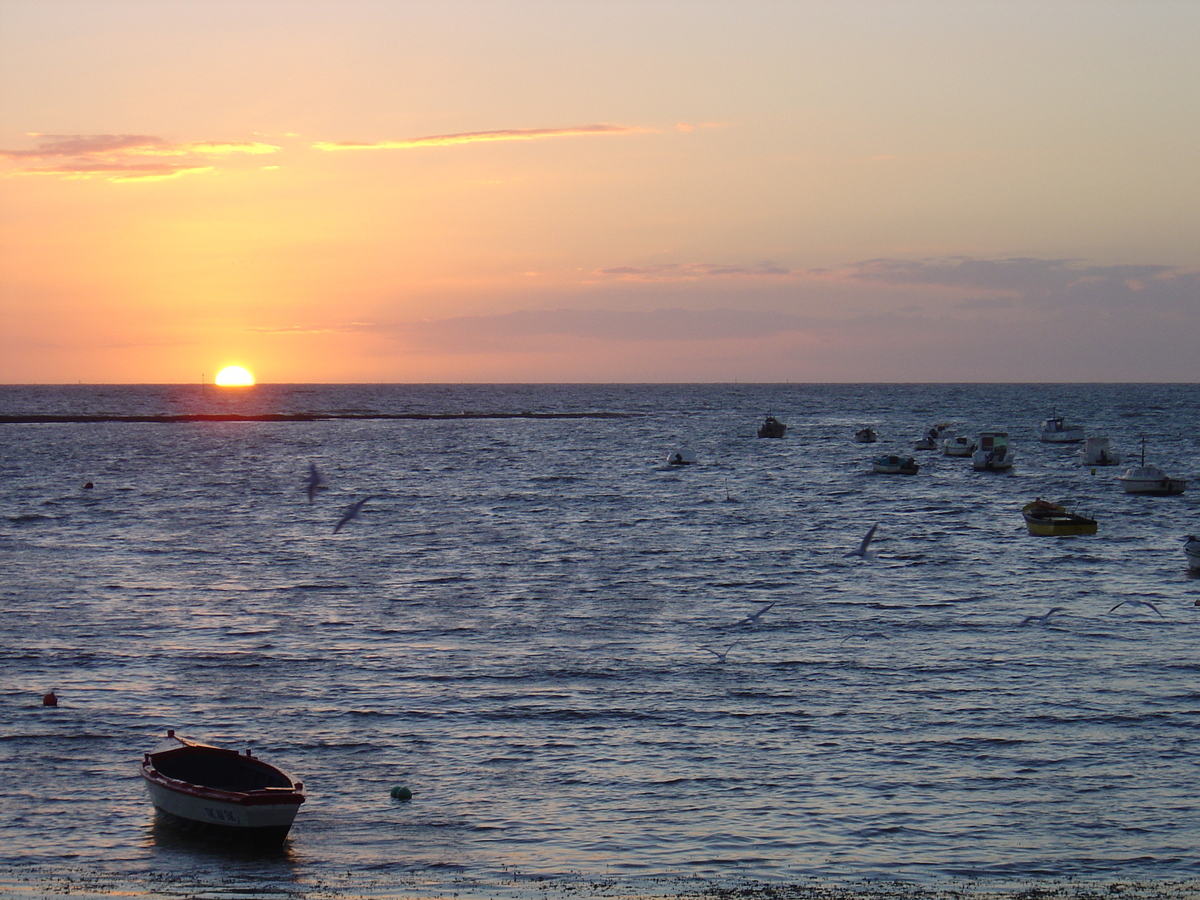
[1,0,1198,384]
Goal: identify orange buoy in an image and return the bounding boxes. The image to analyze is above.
[42,691,58,706]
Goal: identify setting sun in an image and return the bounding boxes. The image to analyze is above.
[214,365,255,386]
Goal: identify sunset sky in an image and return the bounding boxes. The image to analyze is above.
[2,0,1198,383]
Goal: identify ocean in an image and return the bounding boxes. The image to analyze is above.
[2,383,1199,900]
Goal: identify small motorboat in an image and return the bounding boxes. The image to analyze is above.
[1022,499,1098,536]
[913,424,952,450]
[854,427,877,443]
[1184,535,1200,571]
[1118,438,1186,495]
[667,448,698,465]
[141,730,306,847]
[942,435,976,457]
[757,416,786,438]
[1040,415,1086,443]
[973,432,1015,472]
[1078,435,1120,467]
[873,454,920,475]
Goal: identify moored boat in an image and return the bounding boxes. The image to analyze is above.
[973,432,1015,471]
[854,427,877,443]
[873,454,920,475]
[1022,499,1098,536]
[942,434,976,457]
[1118,438,1186,495]
[757,416,786,438]
[667,448,698,465]
[1185,535,1200,571]
[1040,415,1086,443]
[913,424,952,450]
[141,730,306,847]
[1078,435,1120,467]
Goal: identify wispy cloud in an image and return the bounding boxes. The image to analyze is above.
[598,262,794,282]
[0,133,280,181]
[312,123,648,152]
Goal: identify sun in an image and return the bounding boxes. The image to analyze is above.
[214,365,255,386]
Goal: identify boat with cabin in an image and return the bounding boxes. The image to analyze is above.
[942,434,976,457]
[667,448,698,465]
[141,730,306,847]
[1022,499,1098,536]
[757,416,786,438]
[1118,438,1186,495]
[973,432,1015,471]
[1040,415,1086,443]
[1078,436,1120,467]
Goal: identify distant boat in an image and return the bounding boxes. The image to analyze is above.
[667,448,698,465]
[854,427,877,443]
[873,454,920,475]
[1040,415,1086,443]
[757,416,787,438]
[141,730,305,848]
[1022,499,1098,537]
[913,424,952,451]
[1118,438,1186,495]
[942,435,976,457]
[1184,535,1200,571]
[973,432,1015,472]
[1078,435,1120,467]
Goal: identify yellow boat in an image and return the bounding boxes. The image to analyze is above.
[1022,499,1098,536]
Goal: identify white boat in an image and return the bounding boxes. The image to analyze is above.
[1184,535,1200,571]
[141,730,306,847]
[973,432,1015,471]
[942,435,976,457]
[1078,436,1120,467]
[913,424,952,450]
[667,448,698,465]
[872,454,920,475]
[1118,439,1187,495]
[1040,415,1086,443]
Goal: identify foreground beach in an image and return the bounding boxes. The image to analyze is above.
[5,869,1200,900]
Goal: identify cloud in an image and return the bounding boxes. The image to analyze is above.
[0,133,280,181]
[597,262,795,282]
[312,123,648,152]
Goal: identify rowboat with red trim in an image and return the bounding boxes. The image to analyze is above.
[141,730,306,847]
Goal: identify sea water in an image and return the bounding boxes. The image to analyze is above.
[2,383,1199,899]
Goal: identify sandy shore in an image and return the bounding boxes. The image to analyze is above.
[4,869,1200,900]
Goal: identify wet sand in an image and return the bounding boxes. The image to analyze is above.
[4,869,1200,900]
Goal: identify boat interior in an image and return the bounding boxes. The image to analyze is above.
[154,749,293,792]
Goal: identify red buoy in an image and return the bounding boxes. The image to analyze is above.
[42,691,57,707]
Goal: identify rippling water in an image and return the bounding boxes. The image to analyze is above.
[2,383,1199,898]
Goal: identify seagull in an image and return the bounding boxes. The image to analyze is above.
[846,523,878,558]
[701,640,739,663]
[1019,607,1065,626]
[737,601,775,627]
[333,496,373,533]
[1109,599,1164,617]
[305,463,327,504]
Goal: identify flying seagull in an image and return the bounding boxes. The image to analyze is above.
[701,640,740,663]
[306,463,327,504]
[1019,607,1065,626]
[333,496,373,533]
[1109,599,1164,617]
[846,523,878,558]
[738,601,775,627]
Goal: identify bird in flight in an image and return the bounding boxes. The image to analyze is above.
[738,601,775,627]
[1109,599,1164,617]
[306,463,327,504]
[334,496,373,533]
[1019,607,1065,626]
[846,523,878,558]
[701,640,739,663]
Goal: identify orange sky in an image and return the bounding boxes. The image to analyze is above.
[2,1,1198,383]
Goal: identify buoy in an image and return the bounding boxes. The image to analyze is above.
[42,691,57,706]
[390,785,412,801]
[83,482,94,489]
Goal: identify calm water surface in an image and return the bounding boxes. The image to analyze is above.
[2,384,1199,899]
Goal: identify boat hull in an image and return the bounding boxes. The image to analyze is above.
[141,732,305,848]
[1119,476,1187,495]
[1185,539,1200,571]
[872,455,919,475]
[1022,501,1097,536]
